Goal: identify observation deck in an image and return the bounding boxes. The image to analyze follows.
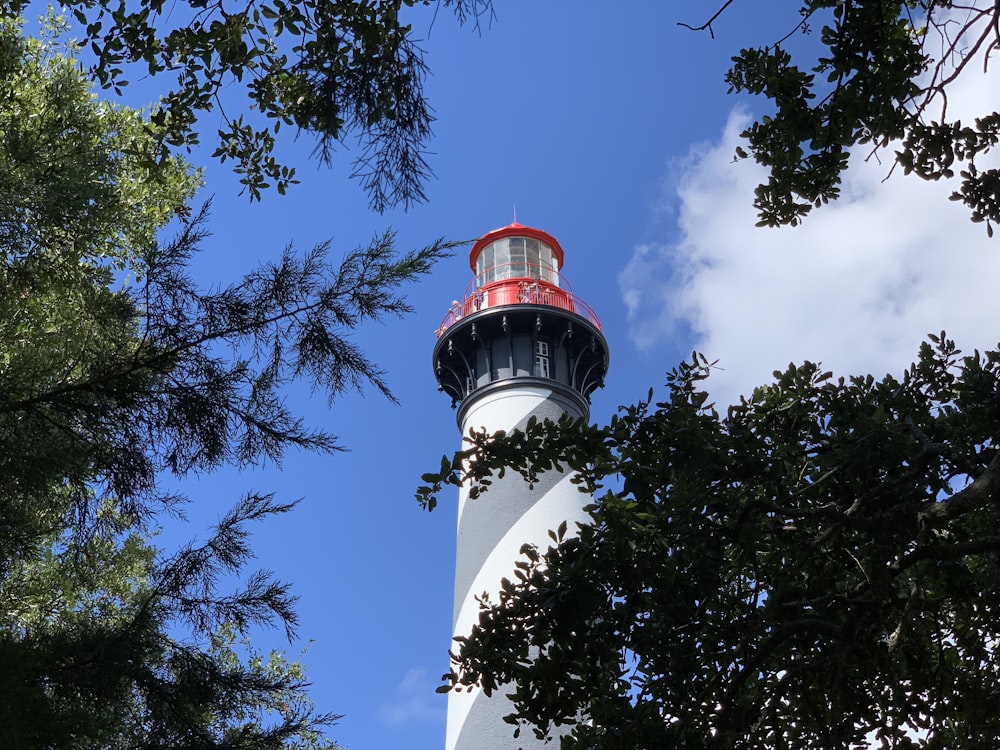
[434,264,601,338]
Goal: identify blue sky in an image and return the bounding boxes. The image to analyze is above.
[137,3,1000,749]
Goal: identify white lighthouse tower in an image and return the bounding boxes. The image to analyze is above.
[432,222,609,750]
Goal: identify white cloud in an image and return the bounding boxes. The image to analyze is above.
[378,666,445,727]
[622,31,1000,406]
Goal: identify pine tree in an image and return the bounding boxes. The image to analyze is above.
[0,17,446,747]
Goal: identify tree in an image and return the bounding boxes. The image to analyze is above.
[0,16,448,747]
[0,0,493,206]
[0,495,344,749]
[682,1,1000,234]
[19,0,997,222]
[419,334,1000,748]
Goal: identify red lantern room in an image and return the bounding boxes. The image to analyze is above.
[471,222,564,286]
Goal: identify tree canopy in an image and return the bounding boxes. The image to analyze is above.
[12,0,996,227]
[686,1,1000,233]
[17,0,992,228]
[3,0,494,206]
[0,16,448,747]
[420,334,1000,748]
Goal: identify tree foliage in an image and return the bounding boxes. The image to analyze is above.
[420,334,1000,748]
[0,17,448,747]
[0,495,344,749]
[1,0,494,206]
[0,13,194,269]
[685,1,1000,233]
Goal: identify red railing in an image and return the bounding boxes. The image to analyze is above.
[435,276,602,337]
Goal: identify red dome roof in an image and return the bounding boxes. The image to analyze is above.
[469,222,566,271]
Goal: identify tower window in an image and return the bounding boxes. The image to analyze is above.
[507,237,528,277]
[535,341,550,379]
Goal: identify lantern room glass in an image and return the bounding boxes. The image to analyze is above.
[475,237,559,287]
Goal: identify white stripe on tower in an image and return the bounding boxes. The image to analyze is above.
[446,384,589,750]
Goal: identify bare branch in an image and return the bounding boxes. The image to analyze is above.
[677,0,737,38]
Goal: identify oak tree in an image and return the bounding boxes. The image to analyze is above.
[686,1,1000,233]
[2,0,494,206]
[420,334,1000,748]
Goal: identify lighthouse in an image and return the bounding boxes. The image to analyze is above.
[432,222,609,750]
